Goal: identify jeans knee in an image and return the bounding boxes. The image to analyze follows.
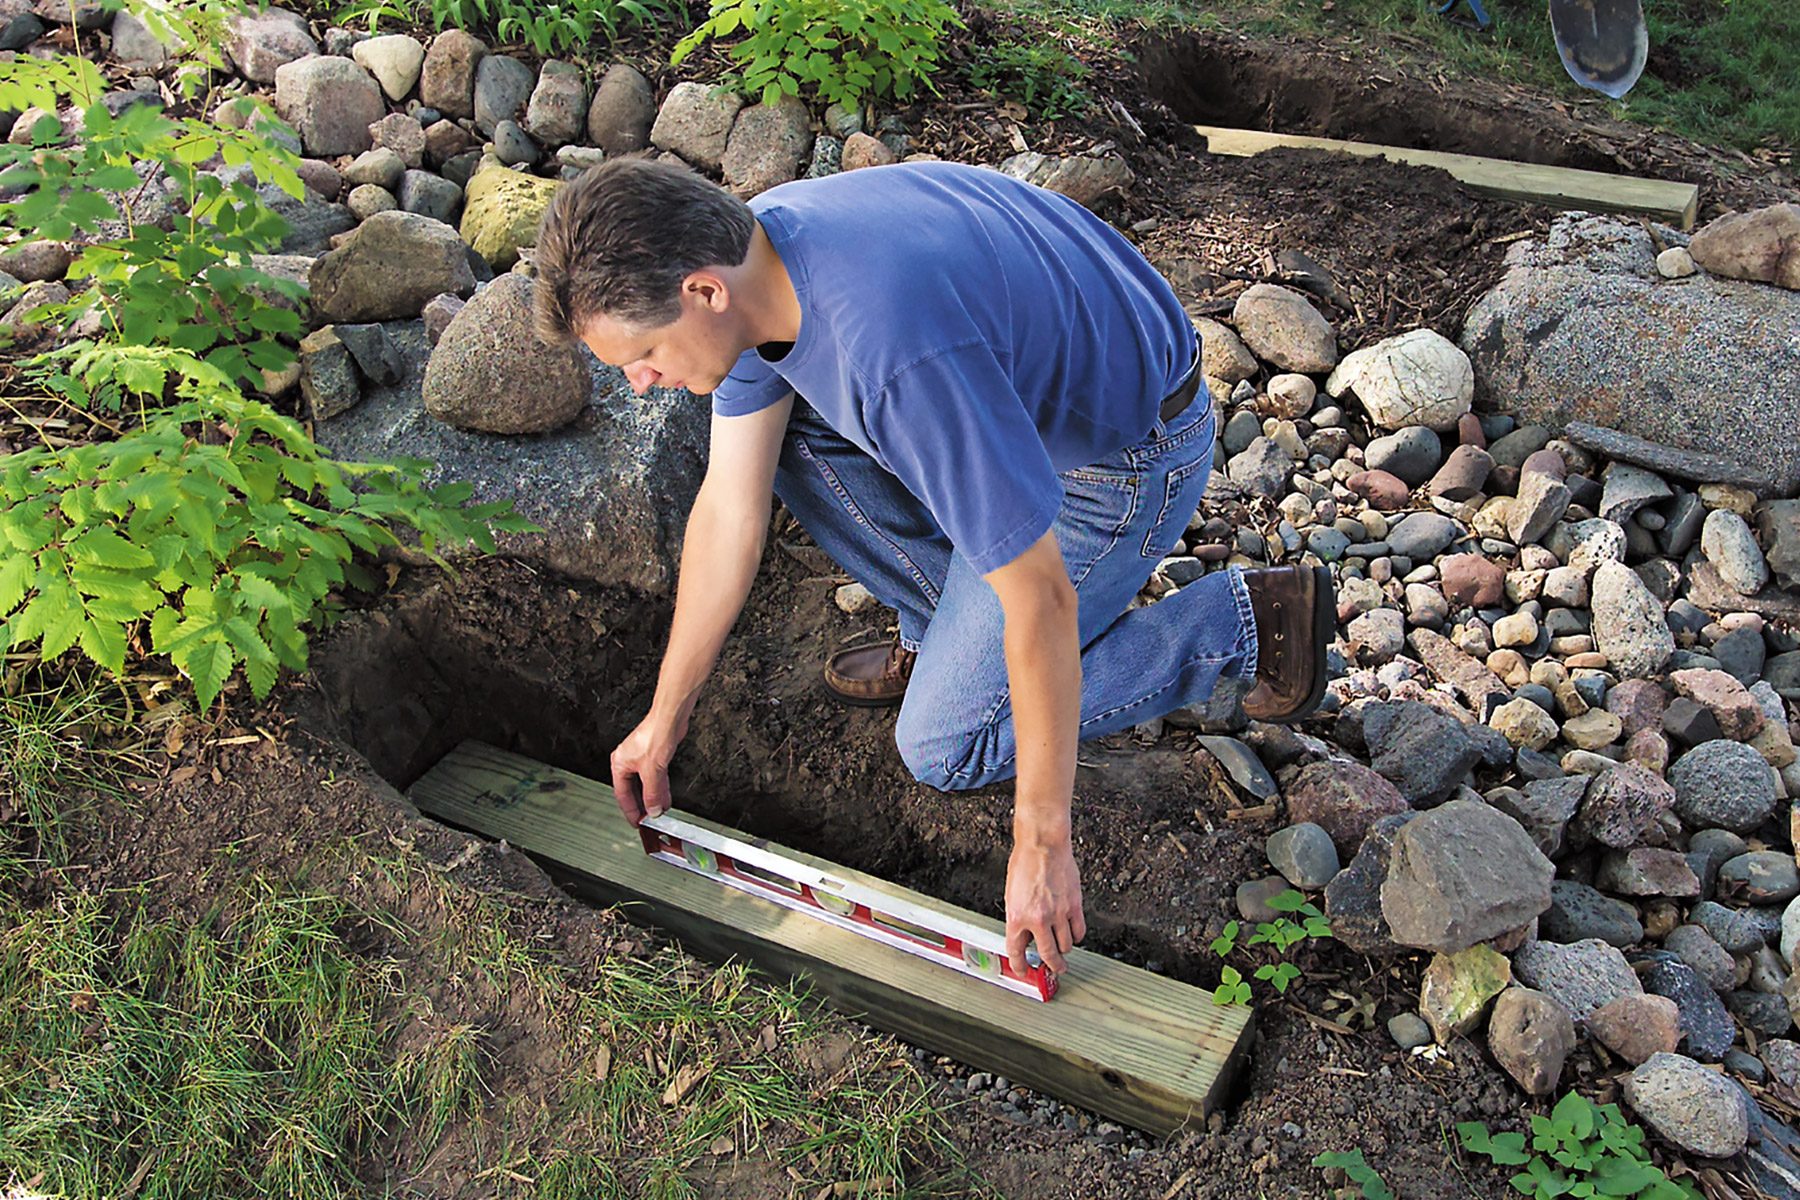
[894,707,1003,792]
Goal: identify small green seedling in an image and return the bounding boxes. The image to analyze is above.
[1458,1093,1700,1200]
[1212,965,1251,1007]
[1209,919,1239,958]
[1313,1149,1394,1200]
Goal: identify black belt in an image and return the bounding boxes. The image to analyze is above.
[1158,335,1203,423]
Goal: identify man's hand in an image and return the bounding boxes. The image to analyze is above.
[610,714,685,826]
[1006,836,1085,975]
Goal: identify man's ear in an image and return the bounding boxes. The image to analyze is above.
[684,271,730,313]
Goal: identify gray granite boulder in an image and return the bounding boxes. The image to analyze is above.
[309,210,476,324]
[423,274,589,434]
[313,321,709,595]
[1462,213,1800,496]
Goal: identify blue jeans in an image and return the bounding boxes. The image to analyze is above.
[773,388,1258,791]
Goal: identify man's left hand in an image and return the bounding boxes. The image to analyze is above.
[1005,837,1085,975]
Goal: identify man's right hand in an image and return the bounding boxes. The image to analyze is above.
[611,714,684,826]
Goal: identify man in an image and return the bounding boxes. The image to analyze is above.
[533,157,1331,977]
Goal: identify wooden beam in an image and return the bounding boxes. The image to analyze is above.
[1192,124,1700,230]
[409,740,1253,1136]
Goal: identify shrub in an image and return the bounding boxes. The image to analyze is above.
[673,0,963,107]
[967,40,1091,121]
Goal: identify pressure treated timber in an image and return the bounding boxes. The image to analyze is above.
[409,740,1254,1136]
[1192,124,1700,229]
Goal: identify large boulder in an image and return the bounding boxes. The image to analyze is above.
[311,322,709,595]
[1324,328,1472,432]
[423,274,589,434]
[309,210,477,324]
[1462,213,1800,496]
[459,158,560,270]
[1379,799,1554,954]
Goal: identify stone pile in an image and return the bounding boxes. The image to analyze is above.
[1159,209,1800,1170]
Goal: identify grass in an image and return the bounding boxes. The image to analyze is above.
[0,817,974,1198]
[986,0,1800,152]
[344,840,976,1197]
[0,665,136,880]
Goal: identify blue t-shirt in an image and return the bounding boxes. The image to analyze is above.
[712,161,1193,575]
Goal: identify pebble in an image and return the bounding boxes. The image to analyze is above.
[1624,1052,1749,1158]
[1197,735,1279,800]
[1488,987,1576,1095]
[1590,562,1675,679]
[1387,1011,1433,1050]
[834,582,880,615]
[1690,900,1766,955]
[1725,989,1792,1039]
[1634,952,1736,1062]
[1512,938,1642,1023]
[1266,822,1340,889]
[1420,945,1512,1042]
[1491,697,1559,751]
[1365,426,1442,485]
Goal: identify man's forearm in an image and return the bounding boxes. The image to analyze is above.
[1002,583,1081,846]
[649,483,770,729]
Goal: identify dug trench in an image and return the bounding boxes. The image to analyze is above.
[298,548,1532,1198]
[1134,31,1638,174]
[302,547,1260,997]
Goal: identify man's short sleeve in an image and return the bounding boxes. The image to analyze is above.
[712,348,790,417]
[866,343,1063,576]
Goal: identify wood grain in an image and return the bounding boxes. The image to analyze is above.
[409,740,1254,1135]
[1193,124,1700,229]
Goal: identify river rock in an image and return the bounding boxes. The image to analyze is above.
[423,274,588,434]
[1284,759,1410,858]
[420,29,485,119]
[1590,562,1673,679]
[1575,762,1674,849]
[1669,739,1779,832]
[459,158,559,270]
[274,56,383,157]
[226,6,316,83]
[523,59,586,148]
[1325,328,1473,432]
[1232,283,1336,373]
[309,210,476,324]
[1688,202,1800,290]
[1636,952,1736,1062]
[1489,987,1576,1095]
[1588,993,1682,1065]
[587,63,655,155]
[1325,813,1415,955]
[722,95,813,197]
[1625,1052,1749,1158]
[1379,800,1553,954]
[1702,509,1770,596]
[651,81,745,173]
[1540,879,1642,946]
[352,33,425,102]
[1266,822,1340,889]
[1420,944,1512,1043]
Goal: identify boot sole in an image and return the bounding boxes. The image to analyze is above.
[1256,565,1333,725]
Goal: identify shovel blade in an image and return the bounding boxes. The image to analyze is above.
[1549,0,1649,98]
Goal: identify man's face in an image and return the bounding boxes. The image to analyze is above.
[578,275,742,397]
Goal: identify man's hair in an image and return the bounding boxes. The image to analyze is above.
[533,157,757,345]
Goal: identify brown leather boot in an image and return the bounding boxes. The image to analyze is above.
[1241,565,1333,723]
[823,639,917,707]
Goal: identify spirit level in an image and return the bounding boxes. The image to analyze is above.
[638,811,1058,1002]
